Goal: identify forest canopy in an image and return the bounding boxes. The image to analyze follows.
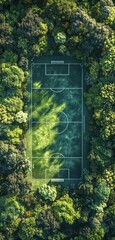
[0,0,115,239]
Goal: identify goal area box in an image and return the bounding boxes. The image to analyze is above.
[45,63,69,75]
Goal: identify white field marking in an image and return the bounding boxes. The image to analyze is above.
[45,168,69,179]
[32,88,82,90]
[51,61,64,64]
[81,65,84,178]
[32,121,83,124]
[51,179,64,182]
[32,157,82,180]
[45,63,69,76]
[32,177,83,180]
[45,111,69,135]
[83,115,85,133]
[50,153,65,158]
[50,88,65,93]
[32,62,82,66]
[32,157,82,158]
[31,62,84,180]
[68,169,70,179]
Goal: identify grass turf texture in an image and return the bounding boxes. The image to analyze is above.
[26,57,87,187]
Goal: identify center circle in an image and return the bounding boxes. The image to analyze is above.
[50,88,65,93]
[46,111,68,134]
[50,153,65,159]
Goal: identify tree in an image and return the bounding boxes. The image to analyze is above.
[0,0,12,6]
[82,23,110,57]
[44,0,77,22]
[0,233,5,240]
[0,104,14,124]
[85,80,115,139]
[53,194,80,224]
[89,60,100,81]
[100,0,115,27]
[67,35,80,53]
[15,111,28,123]
[71,8,111,57]
[0,141,31,175]
[0,13,14,51]
[101,83,115,104]
[18,9,48,40]
[54,32,66,44]
[71,8,96,35]
[36,209,60,239]
[5,172,31,195]
[0,141,20,174]
[0,64,25,97]
[19,192,37,210]
[59,45,69,55]
[79,174,94,198]
[18,217,36,240]
[0,50,18,65]
[100,34,115,75]
[100,110,115,139]
[103,168,114,189]
[0,196,24,230]
[92,180,110,213]
[79,226,105,240]
[100,0,114,7]
[5,126,23,144]
[18,55,29,71]
[3,96,24,114]
[32,44,40,56]
[95,180,110,202]
[38,35,48,53]
[103,202,115,239]
[36,184,57,202]
[17,9,48,56]
[89,137,113,174]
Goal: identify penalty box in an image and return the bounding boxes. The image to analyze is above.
[32,157,83,180]
[31,62,83,89]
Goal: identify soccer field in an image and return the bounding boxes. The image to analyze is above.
[30,59,85,182]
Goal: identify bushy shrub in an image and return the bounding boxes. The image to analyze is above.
[15,111,28,123]
[59,45,69,55]
[38,184,57,202]
[38,184,57,201]
[53,194,80,224]
[54,32,66,44]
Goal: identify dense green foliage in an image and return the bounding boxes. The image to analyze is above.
[0,0,115,239]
